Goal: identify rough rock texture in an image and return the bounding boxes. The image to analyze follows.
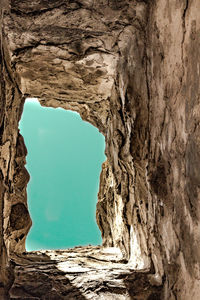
[10,246,162,299]
[0,0,199,299]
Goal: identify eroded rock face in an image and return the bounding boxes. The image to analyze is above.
[4,0,150,266]
[10,246,162,300]
[0,0,200,299]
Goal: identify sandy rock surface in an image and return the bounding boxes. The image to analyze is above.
[10,246,161,300]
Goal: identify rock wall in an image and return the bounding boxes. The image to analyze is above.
[146,1,200,299]
[0,0,199,299]
[0,4,32,297]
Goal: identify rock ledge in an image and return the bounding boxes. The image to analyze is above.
[10,246,162,300]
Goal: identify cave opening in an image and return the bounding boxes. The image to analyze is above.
[19,98,106,251]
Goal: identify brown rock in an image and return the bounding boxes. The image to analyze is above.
[10,246,162,300]
[0,0,199,299]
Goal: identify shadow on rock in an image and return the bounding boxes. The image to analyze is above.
[123,272,163,300]
[9,251,87,300]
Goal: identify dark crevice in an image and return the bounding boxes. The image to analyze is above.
[180,0,189,85]
[183,0,189,21]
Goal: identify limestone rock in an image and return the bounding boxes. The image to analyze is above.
[0,0,199,299]
[10,246,162,300]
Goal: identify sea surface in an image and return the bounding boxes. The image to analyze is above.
[19,99,105,251]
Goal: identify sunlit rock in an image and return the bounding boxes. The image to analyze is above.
[0,0,199,299]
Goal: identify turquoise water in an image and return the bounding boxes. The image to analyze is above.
[19,99,105,251]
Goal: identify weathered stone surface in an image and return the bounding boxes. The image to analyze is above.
[4,0,150,265]
[0,0,199,299]
[10,246,162,300]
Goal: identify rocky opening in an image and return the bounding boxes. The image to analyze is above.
[19,99,105,251]
[0,1,200,299]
